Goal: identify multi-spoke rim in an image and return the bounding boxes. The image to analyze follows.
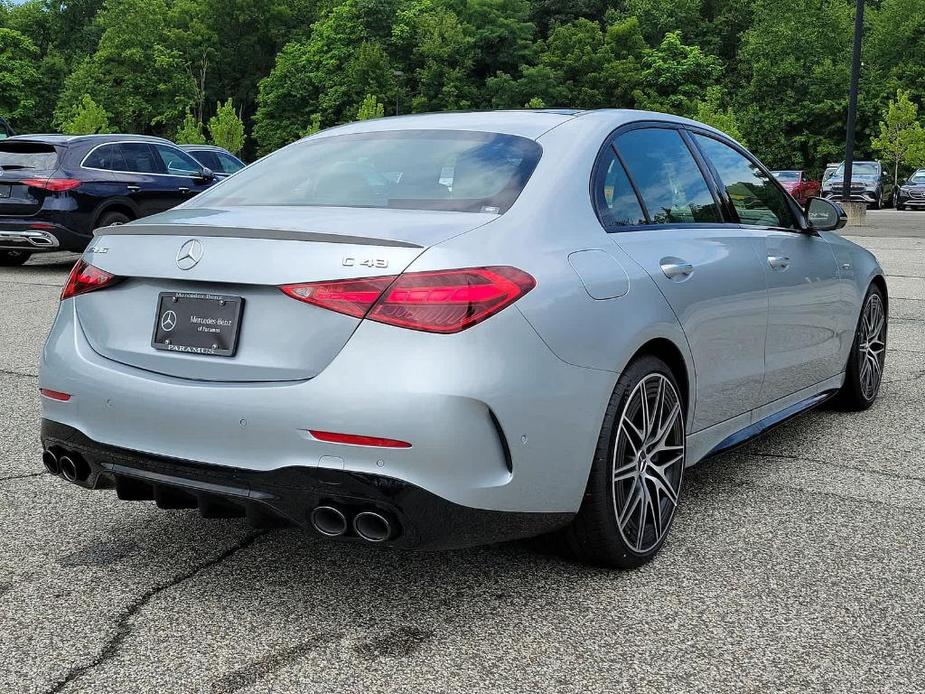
[612,373,685,554]
[858,293,887,400]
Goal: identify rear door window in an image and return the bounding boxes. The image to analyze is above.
[118,143,160,174]
[188,150,221,171]
[0,143,59,171]
[595,150,646,227]
[614,128,721,224]
[693,134,796,229]
[83,144,126,171]
[216,152,244,174]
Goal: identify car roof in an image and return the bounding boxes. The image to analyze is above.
[6,133,172,146]
[179,144,237,155]
[308,108,739,144]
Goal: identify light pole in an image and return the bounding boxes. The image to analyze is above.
[393,70,404,116]
[843,0,865,203]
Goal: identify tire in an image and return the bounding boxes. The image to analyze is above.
[96,210,131,229]
[0,249,32,266]
[554,355,686,569]
[870,193,881,210]
[897,204,905,211]
[833,284,887,411]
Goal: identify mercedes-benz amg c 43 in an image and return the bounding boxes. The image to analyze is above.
[39,110,887,568]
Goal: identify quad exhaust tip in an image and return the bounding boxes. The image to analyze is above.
[42,449,60,475]
[353,511,393,543]
[310,505,348,537]
[58,453,89,483]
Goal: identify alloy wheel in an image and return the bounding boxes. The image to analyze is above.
[612,373,685,554]
[858,292,887,400]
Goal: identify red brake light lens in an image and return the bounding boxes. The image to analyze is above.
[39,388,71,401]
[22,178,81,192]
[280,275,398,318]
[280,266,535,333]
[61,259,120,300]
[309,430,411,448]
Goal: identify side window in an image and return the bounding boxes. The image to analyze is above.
[118,143,160,174]
[615,128,721,224]
[153,144,201,176]
[190,150,221,172]
[216,152,244,174]
[693,134,796,229]
[83,144,125,171]
[595,149,646,227]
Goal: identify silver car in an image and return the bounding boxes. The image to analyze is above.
[39,110,887,568]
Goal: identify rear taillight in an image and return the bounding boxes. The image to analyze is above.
[21,178,81,192]
[280,266,535,334]
[309,430,411,448]
[61,259,120,300]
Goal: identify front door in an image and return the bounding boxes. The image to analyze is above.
[690,132,843,404]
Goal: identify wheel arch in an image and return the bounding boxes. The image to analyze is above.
[626,337,693,422]
[870,273,888,313]
[91,199,138,230]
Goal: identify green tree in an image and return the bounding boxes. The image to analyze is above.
[208,98,246,154]
[0,28,40,125]
[694,86,746,144]
[61,94,111,134]
[54,0,195,133]
[356,94,385,120]
[871,90,925,183]
[634,31,722,117]
[175,110,208,144]
[301,113,323,137]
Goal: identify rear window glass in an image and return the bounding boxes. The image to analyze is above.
[189,130,542,213]
[772,171,800,182]
[0,143,59,171]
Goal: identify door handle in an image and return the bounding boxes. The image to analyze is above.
[767,255,791,271]
[659,259,695,281]
[178,187,190,193]
[126,185,140,192]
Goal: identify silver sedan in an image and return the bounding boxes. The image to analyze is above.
[38,110,887,568]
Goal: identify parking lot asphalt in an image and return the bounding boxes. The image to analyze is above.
[1,210,923,693]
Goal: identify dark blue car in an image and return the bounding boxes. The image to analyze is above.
[0,134,218,265]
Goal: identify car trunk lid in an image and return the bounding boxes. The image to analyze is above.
[74,206,495,382]
[0,141,63,217]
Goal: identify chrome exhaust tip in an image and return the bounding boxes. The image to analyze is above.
[310,505,347,537]
[353,511,393,543]
[58,454,89,483]
[42,449,60,475]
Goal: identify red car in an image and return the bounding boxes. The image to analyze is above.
[771,170,820,204]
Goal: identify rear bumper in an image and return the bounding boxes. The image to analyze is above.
[0,219,90,252]
[41,419,571,550]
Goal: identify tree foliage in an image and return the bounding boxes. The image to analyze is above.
[175,110,208,144]
[208,98,245,153]
[871,90,925,181]
[356,94,386,120]
[61,93,111,134]
[0,0,922,174]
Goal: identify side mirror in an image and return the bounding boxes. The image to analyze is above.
[804,196,847,232]
[197,166,215,182]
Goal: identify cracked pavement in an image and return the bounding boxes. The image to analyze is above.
[1,211,924,693]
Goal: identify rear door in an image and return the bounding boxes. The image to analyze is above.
[600,124,770,432]
[690,132,843,403]
[109,142,169,216]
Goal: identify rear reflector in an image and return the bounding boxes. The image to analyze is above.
[281,266,535,333]
[39,388,71,401]
[21,178,81,192]
[61,259,121,300]
[309,430,412,448]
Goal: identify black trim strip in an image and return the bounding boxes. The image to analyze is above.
[94,224,423,248]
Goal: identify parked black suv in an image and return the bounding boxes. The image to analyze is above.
[0,134,217,265]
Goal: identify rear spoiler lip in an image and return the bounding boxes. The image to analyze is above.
[93,223,423,249]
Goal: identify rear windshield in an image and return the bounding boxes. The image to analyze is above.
[0,143,59,171]
[189,130,542,213]
[772,171,799,182]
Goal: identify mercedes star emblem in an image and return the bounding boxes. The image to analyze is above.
[160,310,177,332]
[176,239,203,270]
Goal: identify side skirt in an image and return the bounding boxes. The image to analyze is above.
[702,388,839,460]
